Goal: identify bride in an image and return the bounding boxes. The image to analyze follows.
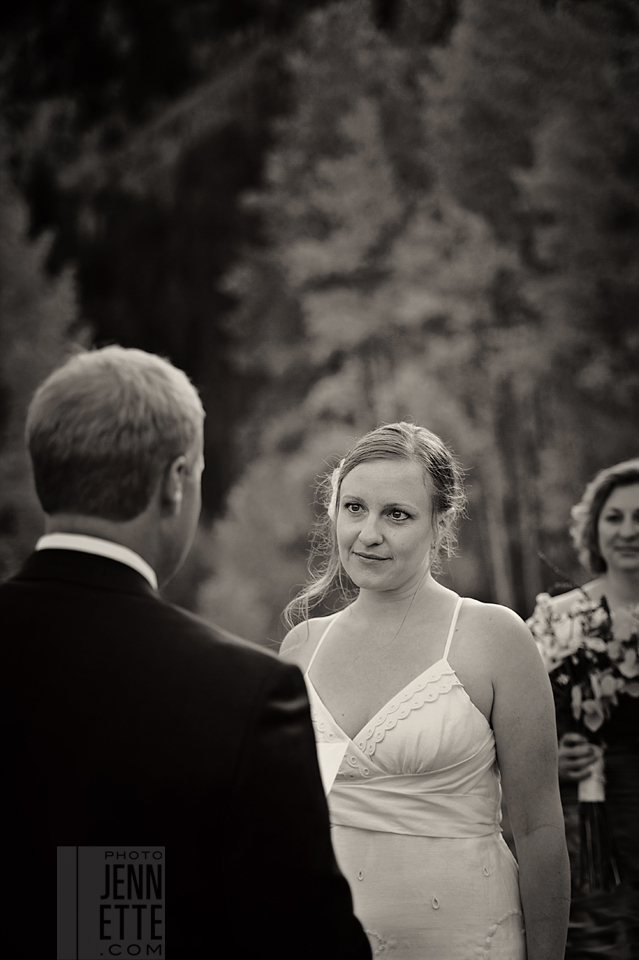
[280,422,569,960]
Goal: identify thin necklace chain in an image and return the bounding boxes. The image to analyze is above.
[356,562,432,657]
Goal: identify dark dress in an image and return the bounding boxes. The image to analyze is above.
[0,548,371,959]
[560,695,639,960]
[528,591,639,960]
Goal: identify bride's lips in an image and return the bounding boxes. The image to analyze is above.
[353,552,390,562]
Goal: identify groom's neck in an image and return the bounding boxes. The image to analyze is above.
[44,512,160,574]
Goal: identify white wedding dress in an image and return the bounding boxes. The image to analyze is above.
[305,597,526,959]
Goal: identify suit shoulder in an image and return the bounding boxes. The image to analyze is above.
[156,598,262,647]
[156,598,297,677]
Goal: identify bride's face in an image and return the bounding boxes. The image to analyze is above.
[336,458,435,595]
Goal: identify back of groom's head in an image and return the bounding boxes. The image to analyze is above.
[26,346,205,521]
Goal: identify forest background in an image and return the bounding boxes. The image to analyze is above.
[1,0,638,648]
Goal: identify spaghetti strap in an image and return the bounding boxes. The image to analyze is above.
[305,613,342,675]
[443,596,463,661]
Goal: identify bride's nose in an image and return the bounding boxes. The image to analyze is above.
[358,515,383,546]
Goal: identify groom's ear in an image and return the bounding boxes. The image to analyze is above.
[159,455,187,516]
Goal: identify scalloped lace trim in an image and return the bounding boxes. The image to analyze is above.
[309,705,340,742]
[308,661,464,780]
[353,661,462,759]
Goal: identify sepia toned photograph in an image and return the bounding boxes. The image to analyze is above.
[1,1,638,957]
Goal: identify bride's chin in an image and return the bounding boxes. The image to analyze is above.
[347,570,387,592]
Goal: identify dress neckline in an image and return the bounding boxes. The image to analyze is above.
[305,596,468,743]
[306,655,457,744]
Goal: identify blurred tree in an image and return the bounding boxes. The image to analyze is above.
[2,0,637,630]
[515,0,639,578]
[200,2,518,634]
[199,0,639,640]
[0,163,85,579]
[372,0,459,45]
[416,0,639,604]
[0,0,335,517]
[1,0,329,133]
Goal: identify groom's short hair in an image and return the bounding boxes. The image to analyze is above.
[26,346,205,521]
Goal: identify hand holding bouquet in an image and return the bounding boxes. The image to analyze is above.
[529,591,639,893]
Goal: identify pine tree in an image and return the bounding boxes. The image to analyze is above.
[0,166,85,578]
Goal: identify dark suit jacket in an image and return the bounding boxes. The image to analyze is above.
[1,549,370,958]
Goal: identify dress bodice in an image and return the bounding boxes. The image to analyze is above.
[305,598,503,839]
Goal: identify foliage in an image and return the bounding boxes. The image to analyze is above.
[0,0,336,518]
[0,0,329,132]
[1,0,637,638]
[0,164,85,578]
[198,0,639,642]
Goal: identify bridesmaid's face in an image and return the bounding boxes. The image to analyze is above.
[597,483,639,574]
[336,458,435,595]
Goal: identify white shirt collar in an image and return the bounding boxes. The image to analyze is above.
[35,533,158,591]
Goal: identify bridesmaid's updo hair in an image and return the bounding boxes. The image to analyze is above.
[570,458,639,574]
[284,422,466,627]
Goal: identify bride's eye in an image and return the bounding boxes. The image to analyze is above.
[344,501,362,514]
[389,509,409,521]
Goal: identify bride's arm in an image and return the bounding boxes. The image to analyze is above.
[487,606,571,960]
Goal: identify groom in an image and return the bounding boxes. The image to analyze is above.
[1,346,370,959]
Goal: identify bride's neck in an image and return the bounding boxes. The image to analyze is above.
[351,573,444,620]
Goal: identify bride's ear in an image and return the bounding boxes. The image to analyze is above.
[160,455,187,516]
[439,506,455,526]
[433,507,455,547]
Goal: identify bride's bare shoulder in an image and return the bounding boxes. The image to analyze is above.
[459,596,526,630]
[458,597,539,657]
[279,612,341,670]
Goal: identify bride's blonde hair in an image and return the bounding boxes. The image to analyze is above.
[283,422,466,628]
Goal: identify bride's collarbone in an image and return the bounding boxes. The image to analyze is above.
[310,619,494,731]
[322,620,443,671]
[311,623,447,712]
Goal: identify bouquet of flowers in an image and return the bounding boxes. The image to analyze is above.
[529,591,639,894]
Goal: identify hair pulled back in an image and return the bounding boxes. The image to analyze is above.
[284,422,466,628]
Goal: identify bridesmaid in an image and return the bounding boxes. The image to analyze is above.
[528,458,639,959]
